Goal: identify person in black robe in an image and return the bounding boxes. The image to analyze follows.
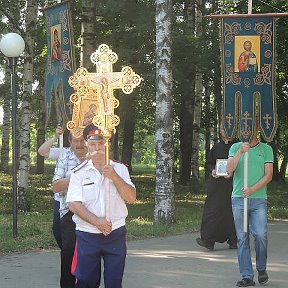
[196,126,237,250]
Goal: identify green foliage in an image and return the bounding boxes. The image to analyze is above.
[198,149,206,169]
[267,180,288,219]
[0,166,201,253]
[1,167,287,254]
[133,135,156,165]
[133,168,206,236]
[1,2,288,254]
[0,212,55,253]
[1,0,288,181]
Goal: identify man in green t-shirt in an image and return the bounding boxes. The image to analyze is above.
[227,135,273,287]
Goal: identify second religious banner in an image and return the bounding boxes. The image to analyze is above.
[43,0,75,127]
[221,16,277,142]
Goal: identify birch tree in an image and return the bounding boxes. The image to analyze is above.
[154,0,175,224]
[0,5,18,173]
[18,0,36,210]
[80,0,96,69]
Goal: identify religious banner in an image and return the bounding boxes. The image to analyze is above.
[221,15,277,142]
[43,0,75,127]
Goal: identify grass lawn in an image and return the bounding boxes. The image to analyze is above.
[0,164,287,254]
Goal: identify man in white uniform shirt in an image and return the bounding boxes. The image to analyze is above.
[66,123,136,288]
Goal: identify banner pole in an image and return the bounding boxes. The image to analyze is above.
[59,134,63,157]
[243,0,253,233]
[244,152,248,232]
[57,121,64,157]
[104,139,110,222]
[248,0,252,14]
[104,115,111,222]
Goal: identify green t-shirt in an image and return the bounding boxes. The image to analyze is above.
[228,142,274,199]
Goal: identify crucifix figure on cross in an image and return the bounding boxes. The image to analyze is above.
[100,78,110,114]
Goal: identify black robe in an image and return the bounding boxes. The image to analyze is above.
[200,140,236,246]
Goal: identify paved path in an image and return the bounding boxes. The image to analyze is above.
[0,220,287,288]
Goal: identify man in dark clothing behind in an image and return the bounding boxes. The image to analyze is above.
[196,126,237,250]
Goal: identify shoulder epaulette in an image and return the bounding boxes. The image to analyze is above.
[72,160,89,173]
[111,159,129,168]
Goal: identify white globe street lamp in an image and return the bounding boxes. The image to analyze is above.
[0,33,25,57]
[0,32,25,238]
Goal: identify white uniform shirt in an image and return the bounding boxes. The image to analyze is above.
[66,159,135,234]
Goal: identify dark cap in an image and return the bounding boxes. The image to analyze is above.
[83,123,104,141]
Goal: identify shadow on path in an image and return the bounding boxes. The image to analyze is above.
[0,221,287,288]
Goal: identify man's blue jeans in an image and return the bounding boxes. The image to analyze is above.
[232,197,268,280]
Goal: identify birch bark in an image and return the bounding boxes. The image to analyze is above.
[154,0,175,224]
[80,0,96,69]
[18,0,36,210]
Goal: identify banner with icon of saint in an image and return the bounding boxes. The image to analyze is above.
[43,1,75,127]
[221,16,277,142]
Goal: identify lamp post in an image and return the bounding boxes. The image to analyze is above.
[0,33,25,238]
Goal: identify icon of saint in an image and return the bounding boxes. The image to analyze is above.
[217,161,227,174]
[52,28,61,61]
[83,104,97,126]
[238,40,258,72]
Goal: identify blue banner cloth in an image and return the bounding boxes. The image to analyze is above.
[221,16,277,142]
[44,1,75,127]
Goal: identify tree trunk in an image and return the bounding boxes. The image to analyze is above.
[18,0,36,211]
[154,0,175,224]
[191,0,204,193]
[211,0,222,122]
[203,76,211,180]
[0,77,10,173]
[179,1,196,184]
[36,86,46,174]
[279,155,287,182]
[179,92,194,183]
[80,0,96,69]
[121,94,136,173]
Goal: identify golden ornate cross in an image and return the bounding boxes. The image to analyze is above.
[66,44,141,138]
